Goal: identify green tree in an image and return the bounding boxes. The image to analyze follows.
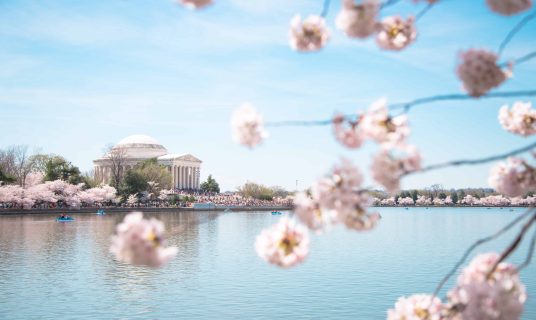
[451,190,458,204]
[0,165,16,184]
[201,175,220,193]
[411,190,418,202]
[134,158,172,190]
[238,182,273,200]
[120,170,148,197]
[438,192,447,200]
[44,157,82,184]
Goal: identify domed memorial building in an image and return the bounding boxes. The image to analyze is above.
[93,135,202,190]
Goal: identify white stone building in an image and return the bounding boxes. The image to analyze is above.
[93,135,202,190]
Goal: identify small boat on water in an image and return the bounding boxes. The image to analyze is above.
[96,209,106,215]
[56,216,74,222]
[271,211,282,215]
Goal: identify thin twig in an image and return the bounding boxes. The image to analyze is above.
[264,90,536,127]
[487,212,536,277]
[407,140,536,176]
[431,207,535,297]
[517,226,536,272]
[320,0,332,18]
[498,11,536,57]
[380,0,402,9]
[511,50,536,66]
[415,3,434,21]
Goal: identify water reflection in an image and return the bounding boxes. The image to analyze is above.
[0,208,534,319]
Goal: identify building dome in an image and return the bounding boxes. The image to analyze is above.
[112,134,168,159]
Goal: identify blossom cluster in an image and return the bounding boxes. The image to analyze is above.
[110,212,178,268]
[499,101,536,137]
[374,194,536,207]
[255,159,380,268]
[230,103,268,148]
[486,0,533,16]
[289,0,418,53]
[0,178,117,209]
[456,49,510,97]
[388,253,527,320]
[489,157,536,197]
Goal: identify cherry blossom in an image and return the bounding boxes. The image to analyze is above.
[498,101,536,137]
[289,15,330,52]
[335,0,379,39]
[444,196,453,205]
[433,197,445,206]
[332,114,364,149]
[376,16,417,51]
[293,159,379,232]
[380,197,396,206]
[489,157,536,197]
[127,194,138,205]
[178,0,213,10]
[231,103,268,148]
[255,217,309,268]
[486,0,532,16]
[462,195,481,206]
[371,145,421,194]
[398,197,414,206]
[387,294,443,320]
[447,253,526,320]
[293,192,337,233]
[480,195,511,207]
[110,212,178,268]
[457,49,509,97]
[416,195,432,206]
[361,98,410,147]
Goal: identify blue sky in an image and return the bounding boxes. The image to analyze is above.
[0,0,535,191]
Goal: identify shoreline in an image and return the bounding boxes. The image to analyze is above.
[0,205,529,215]
[0,206,293,215]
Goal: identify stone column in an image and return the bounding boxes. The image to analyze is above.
[180,166,185,189]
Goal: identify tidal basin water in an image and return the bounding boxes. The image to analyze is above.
[0,208,534,319]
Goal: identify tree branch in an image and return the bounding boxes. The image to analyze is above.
[407,140,536,176]
[432,207,535,297]
[517,226,536,272]
[321,0,332,18]
[487,212,536,277]
[264,90,536,127]
[498,11,536,57]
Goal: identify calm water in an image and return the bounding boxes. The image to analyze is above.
[0,208,534,319]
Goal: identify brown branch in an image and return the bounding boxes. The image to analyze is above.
[406,140,536,177]
[487,212,536,277]
[517,226,536,272]
[431,207,535,297]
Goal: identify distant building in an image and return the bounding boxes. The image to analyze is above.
[93,135,202,189]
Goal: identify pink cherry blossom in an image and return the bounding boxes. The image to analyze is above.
[361,98,410,147]
[255,217,309,268]
[447,253,526,320]
[387,294,443,320]
[110,212,177,268]
[415,195,432,206]
[332,114,364,149]
[178,0,213,10]
[289,15,330,52]
[376,16,417,51]
[486,0,532,16]
[398,197,414,206]
[293,192,337,233]
[457,49,508,97]
[489,157,536,197]
[498,101,536,137]
[444,196,453,205]
[336,0,379,39]
[371,145,421,194]
[462,195,481,206]
[380,197,396,206]
[231,103,268,148]
[293,159,379,232]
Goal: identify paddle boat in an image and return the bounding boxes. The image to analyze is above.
[271,211,282,215]
[56,215,74,222]
[96,209,106,215]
